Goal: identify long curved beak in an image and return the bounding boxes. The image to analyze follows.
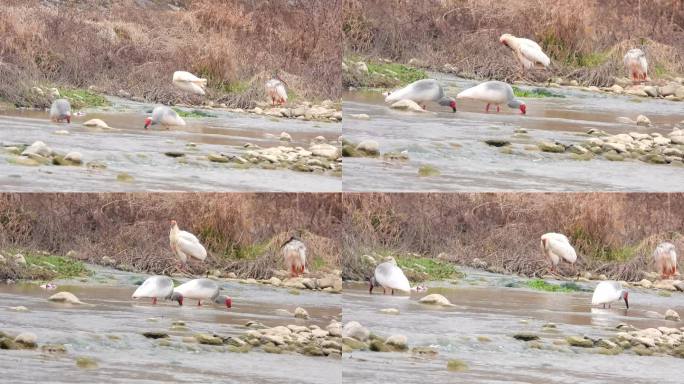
[624,297,629,309]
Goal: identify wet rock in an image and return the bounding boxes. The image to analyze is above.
[48,291,86,305]
[369,339,391,352]
[538,141,565,153]
[75,356,98,369]
[654,280,678,291]
[356,140,380,156]
[62,152,83,165]
[350,114,370,120]
[195,333,223,345]
[390,99,425,112]
[665,309,681,321]
[116,172,134,182]
[342,321,370,341]
[637,279,653,289]
[513,333,540,341]
[568,144,588,155]
[83,119,110,129]
[636,115,651,127]
[566,336,594,348]
[164,151,185,158]
[385,335,408,351]
[309,143,340,160]
[484,139,510,147]
[643,86,658,97]
[604,150,624,161]
[142,331,169,339]
[447,359,469,372]
[327,321,342,337]
[22,141,52,159]
[418,165,440,177]
[342,337,367,350]
[418,294,452,306]
[10,306,29,312]
[14,332,37,349]
[41,343,67,353]
[279,132,292,142]
[208,153,230,163]
[610,84,624,93]
[640,154,667,164]
[294,307,310,319]
[380,308,400,315]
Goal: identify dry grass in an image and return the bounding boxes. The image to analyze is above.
[342,193,684,281]
[344,0,684,85]
[0,193,342,279]
[0,0,341,108]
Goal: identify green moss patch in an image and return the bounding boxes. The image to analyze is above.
[512,87,564,98]
[24,253,90,279]
[526,279,584,292]
[171,108,216,118]
[59,88,108,109]
[395,256,462,281]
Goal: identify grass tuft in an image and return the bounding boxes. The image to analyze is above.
[526,279,583,293]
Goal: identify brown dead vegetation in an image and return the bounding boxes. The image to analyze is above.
[0,0,341,108]
[342,193,684,281]
[0,193,342,279]
[344,0,684,85]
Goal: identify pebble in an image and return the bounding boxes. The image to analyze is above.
[418,294,452,306]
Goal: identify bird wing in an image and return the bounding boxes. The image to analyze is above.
[546,236,577,263]
[159,108,186,126]
[275,83,288,101]
[375,262,411,292]
[457,82,509,104]
[592,281,621,305]
[518,40,550,67]
[174,279,218,299]
[177,231,207,261]
[385,80,441,103]
[133,276,172,298]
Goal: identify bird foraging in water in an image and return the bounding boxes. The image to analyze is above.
[623,48,649,84]
[456,81,526,114]
[169,220,207,270]
[281,234,307,277]
[540,233,577,274]
[265,76,288,106]
[172,71,207,96]
[499,33,550,75]
[592,281,629,309]
[50,99,71,123]
[132,275,182,305]
[144,106,186,130]
[653,242,678,279]
[384,79,457,112]
[173,278,232,308]
[369,257,411,295]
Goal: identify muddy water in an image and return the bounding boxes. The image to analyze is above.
[343,269,684,384]
[0,267,341,383]
[343,73,684,191]
[0,98,340,192]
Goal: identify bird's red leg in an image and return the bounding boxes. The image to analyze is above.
[486,103,490,113]
[197,300,202,307]
[496,105,500,113]
[152,298,157,305]
[391,289,394,295]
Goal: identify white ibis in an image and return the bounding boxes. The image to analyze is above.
[132,275,181,305]
[369,258,411,295]
[384,79,457,112]
[499,33,551,73]
[50,99,71,123]
[169,220,207,269]
[172,71,207,96]
[653,242,678,279]
[624,48,649,83]
[173,278,232,308]
[540,233,577,273]
[144,106,186,130]
[456,81,526,114]
[265,78,288,106]
[281,235,307,277]
[592,281,629,309]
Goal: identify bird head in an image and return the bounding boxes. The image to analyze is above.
[622,291,629,309]
[368,276,377,294]
[449,99,457,112]
[519,103,527,115]
[170,219,177,228]
[499,34,513,47]
[65,115,71,124]
[225,296,233,309]
[171,292,184,306]
[144,117,152,129]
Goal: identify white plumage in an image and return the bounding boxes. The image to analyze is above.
[281,236,307,277]
[173,278,232,308]
[541,233,577,272]
[653,242,678,279]
[456,81,526,114]
[173,71,207,96]
[371,258,411,294]
[50,99,71,123]
[384,79,457,112]
[500,34,550,71]
[132,275,175,304]
[592,281,629,309]
[265,78,288,105]
[623,49,649,83]
[169,220,207,268]
[144,106,186,129]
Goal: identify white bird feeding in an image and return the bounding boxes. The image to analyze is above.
[592,281,629,309]
[50,99,71,123]
[499,33,551,73]
[540,233,577,273]
[144,106,186,130]
[173,278,232,308]
[369,258,411,295]
[623,48,649,83]
[169,220,207,268]
[281,236,307,277]
[384,79,457,112]
[172,71,207,96]
[653,242,678,279]
[132,275,181,305]
[456,81,527,114]
[265,78,288,106]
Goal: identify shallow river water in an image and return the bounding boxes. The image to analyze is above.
[342,268,684,384]
[0,98,340,192]
[343,73,684,191]
[0,267,341,383]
